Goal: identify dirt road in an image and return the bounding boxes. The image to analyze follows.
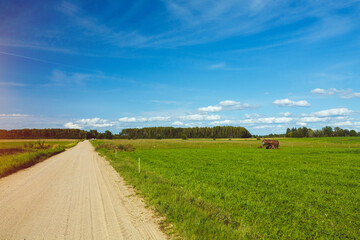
[0,141,166,240]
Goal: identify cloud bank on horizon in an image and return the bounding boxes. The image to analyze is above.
[0,0,360,134]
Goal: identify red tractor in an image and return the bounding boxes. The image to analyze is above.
[259,139,279,149]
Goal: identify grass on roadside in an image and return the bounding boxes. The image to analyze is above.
[0,140,79,178]
[93,138,360,240]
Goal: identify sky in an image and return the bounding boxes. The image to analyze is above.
[1,0,360,135]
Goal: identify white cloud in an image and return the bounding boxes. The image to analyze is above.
[118,117,147,122]
[238,119,256,124]
[172,121,183,126]
[340,89,360,99]
[162,1,359,47]
[314,72,352,81]
[300,117,328,123]
[239,117,293,125]
[334,121,353,126]
[230,107,354,130]
[49,69,121,86]
[334,116,350,121]
[198,105,222,112]
[3,0,358,57]
[311,88,339,95]
[118,117,138,122]
[50,69,91,85]
[252,125,271,129]
[58,1,150,48]
[258,117,293,124]
[64,117,113,129]
[148,116,171,121]
[210,120,233,125]
[203,115,221,121]
[219,100,240,106]
[185,122,199,127]
[64,122,81,129]
[179,114,221,121]
[273,98,310,107]
[279,112,291,117]
[311,107,354,117]
[228,103,255,110]
[209,62,226,69]
[118,116,170,122]
[219,100,257,110]
[0,114,29,117]
[197,100,257,113]
[311,88,360,99]
[332,121,360,129]
[245,113,260,118]
[76,118,111,127]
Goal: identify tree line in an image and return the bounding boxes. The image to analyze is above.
[2,126,359,140]
[0,129,88,139]
[286,126,360,138]
[0,126,252,139]
[118,126,252,139]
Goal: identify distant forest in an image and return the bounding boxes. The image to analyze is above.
[1,126,359,139]
[0,126,251,139]
[119,126,252,139]
[285,126,359,138]
[262,126,360,138]
[0,129,88,139]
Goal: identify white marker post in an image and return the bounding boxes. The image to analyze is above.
[138,157,140,174]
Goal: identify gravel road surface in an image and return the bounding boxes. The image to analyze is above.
[0,140,166,240]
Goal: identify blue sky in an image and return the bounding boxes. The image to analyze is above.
[1,0,360,134]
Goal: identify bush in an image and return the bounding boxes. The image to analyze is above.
[257,137,261,140]
[118,144,135,152]
[95,143,114,150]
[34,140,51,149]
[155,134,162,140]
[181,134,188,140]
[96,143,135,152]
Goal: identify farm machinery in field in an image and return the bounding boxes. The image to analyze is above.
[259,139,279,149]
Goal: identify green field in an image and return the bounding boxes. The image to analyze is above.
[0,139,78,178]
[93,138,360,239]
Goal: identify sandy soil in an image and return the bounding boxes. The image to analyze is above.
[0,140,167,240]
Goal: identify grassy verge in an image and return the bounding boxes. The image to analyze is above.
[0,140,79,178]
[92,138,360,239]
